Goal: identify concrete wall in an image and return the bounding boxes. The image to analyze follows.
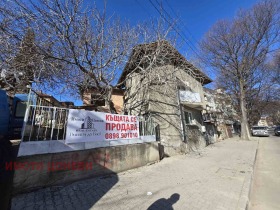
[18,136,156,156]
[147,68,184,156]
[12,142,159,194]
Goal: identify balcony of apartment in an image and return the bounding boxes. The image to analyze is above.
[179,90,204,110]
[202,113,217,123]
[185,119,206,135]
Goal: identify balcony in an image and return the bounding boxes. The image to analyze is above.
[179,90,204,110]
[185,119,206,132]
[202,113,216,123]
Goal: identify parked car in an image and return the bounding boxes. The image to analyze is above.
[251,126,269,137]
[274,126,280,136]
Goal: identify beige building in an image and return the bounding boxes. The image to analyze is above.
[119,41,212,156]
[37,92,61,107]
[82,87,124,114]
[257,116,269,127]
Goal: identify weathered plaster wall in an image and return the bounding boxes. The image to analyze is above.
[12,142,159,194]
[173,65,206,109]
[111,93,124,114]
[124,65,206,156]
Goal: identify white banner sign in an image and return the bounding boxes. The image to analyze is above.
[65,109,139,143]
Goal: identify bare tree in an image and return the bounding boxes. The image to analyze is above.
[200,0,280,140]
[0,1,64,96]
[272,52,280,84]
[1,28,39,94]
[0,0,185,112]
[0,0,138,107]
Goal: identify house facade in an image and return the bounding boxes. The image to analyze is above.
[257,115,274,127]
[202,88,239,141]
[119,41,212,156]
[81,87,124,114]
[202,88,219,143]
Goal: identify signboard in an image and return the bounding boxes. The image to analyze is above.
[65,109,139,143]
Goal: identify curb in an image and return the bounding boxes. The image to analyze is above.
[245,139,259,210]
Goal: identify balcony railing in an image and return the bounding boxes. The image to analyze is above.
[179,90,201,103]
[202,113,216,122]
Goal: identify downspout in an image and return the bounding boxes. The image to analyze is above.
[177,88,187,143]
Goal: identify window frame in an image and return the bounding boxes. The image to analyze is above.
[184,111,193,125]
[14,101,27,118]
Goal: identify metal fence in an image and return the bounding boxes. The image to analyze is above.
[21,105,158,142]
[22,105,69,141]
[139,116,157,136]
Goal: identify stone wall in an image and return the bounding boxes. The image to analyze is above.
[12,142,159,194]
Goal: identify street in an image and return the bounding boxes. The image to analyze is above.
[11,137,258,210]
[248,135,280,210]
[10,135,280,210]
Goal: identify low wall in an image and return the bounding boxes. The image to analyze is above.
[12,142,159,194]
[18,135,156,156]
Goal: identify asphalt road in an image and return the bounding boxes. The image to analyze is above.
[248,134,280,210]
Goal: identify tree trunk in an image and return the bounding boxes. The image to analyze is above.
[239,81,250,140]
[106,86,117,114]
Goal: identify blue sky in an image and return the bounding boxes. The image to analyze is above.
[97,0,257,39]
[56,0,259,105]
[95,0,258,52]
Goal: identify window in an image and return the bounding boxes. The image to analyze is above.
[178,85,186,91]
[184,111,193,124]
[252,126,267,130]
[91,94,105,106]
[15,101,27,118]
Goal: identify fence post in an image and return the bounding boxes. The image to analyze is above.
[21,105,31,141]
[50,107,57,140]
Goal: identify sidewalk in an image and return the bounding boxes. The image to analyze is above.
[11,137,258,210]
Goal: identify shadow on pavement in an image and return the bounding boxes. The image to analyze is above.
[11,150,119,210]
[12,170,119,210]
[147,193,180,210]
[0,139,19,210]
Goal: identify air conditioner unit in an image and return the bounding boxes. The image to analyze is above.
[201,126,206,132]
[191,119,196,125]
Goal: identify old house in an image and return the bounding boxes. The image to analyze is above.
[257,116,273,127]
[118,41,212,156]
[81,87,124,114]
[205,89,239,140]
[37,92,61,107]
[202,88,219,143]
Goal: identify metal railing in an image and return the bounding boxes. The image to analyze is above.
[22,105,69,141]
[139,116,157,136]
[21,105,159,142]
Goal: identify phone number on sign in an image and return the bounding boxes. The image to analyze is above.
[105,133,139,139]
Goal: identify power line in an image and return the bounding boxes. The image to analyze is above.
[134,0,152,18]
[148,0,201,59]
[163,0,200,45]
[154,0,200,54]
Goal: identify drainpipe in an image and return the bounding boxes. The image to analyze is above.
[177,88,187,143]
